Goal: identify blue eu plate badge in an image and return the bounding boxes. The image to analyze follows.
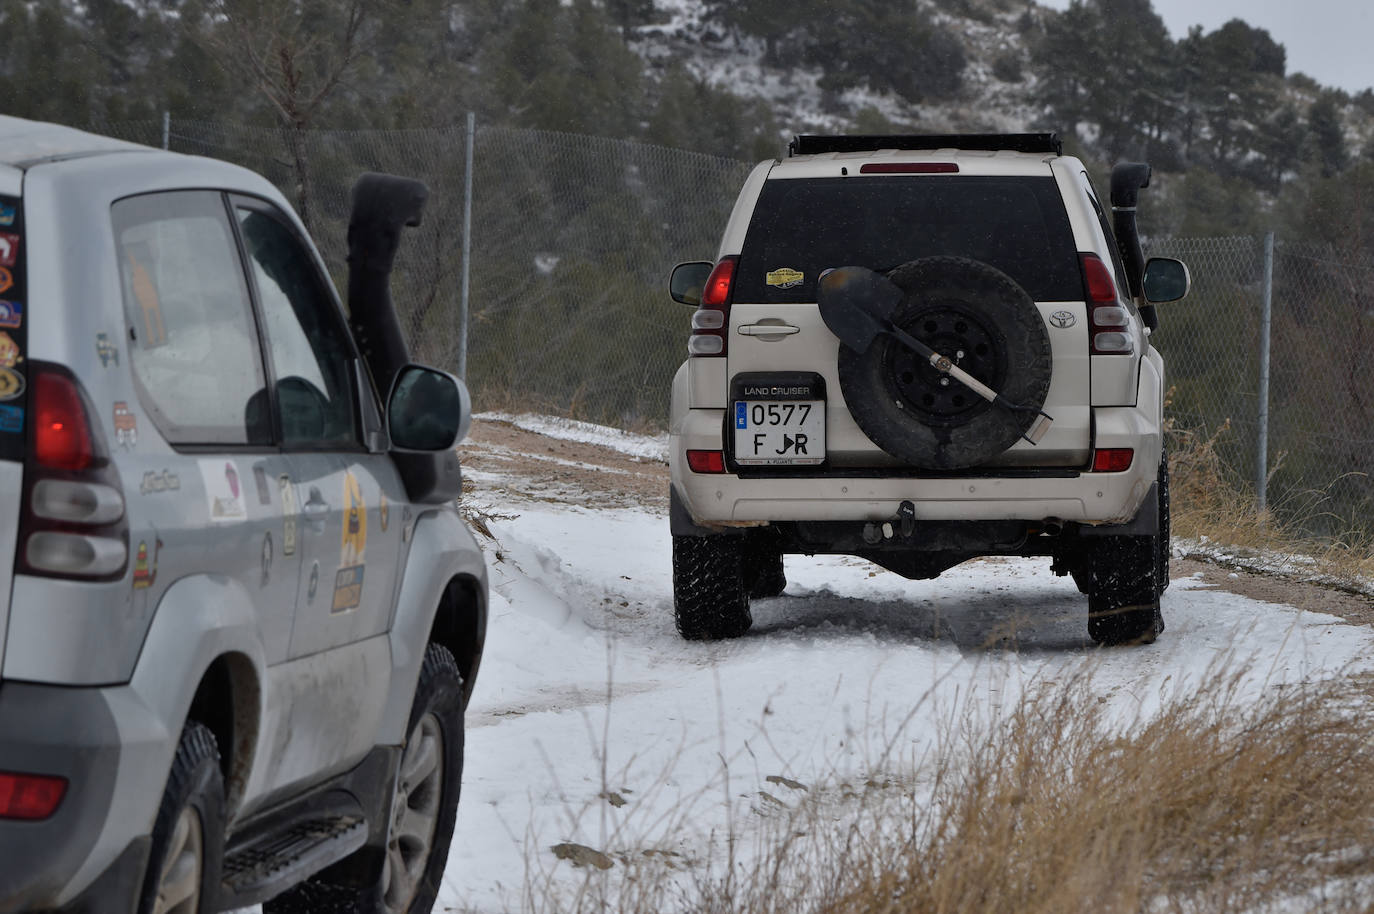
[735,402,747,429]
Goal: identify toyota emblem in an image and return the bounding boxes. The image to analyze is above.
[1049,310,1077,329]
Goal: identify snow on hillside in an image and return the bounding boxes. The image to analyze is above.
[637,0,1043,134]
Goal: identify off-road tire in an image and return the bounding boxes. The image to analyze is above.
[138,722,225,914]
[837,256,1052,469]
[264,644,464,914]
[673,533,752,639]
[1082,535,1164,645]
[743,530,786,599]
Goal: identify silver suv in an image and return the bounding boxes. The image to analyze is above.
[668,134,1189,646]
[0,117,488,914]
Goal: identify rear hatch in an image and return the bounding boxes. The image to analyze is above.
[726,170,1091,471]
[0,183,27,674]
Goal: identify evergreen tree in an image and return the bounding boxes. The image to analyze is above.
[482,0,643,137]
[701,0,817,66]
[645,62,780,161]
[0,0,99,125]
[803,1,965,103]
[1031,0,1174,161]
[604,0,655,43]
[1307,91,1349,179]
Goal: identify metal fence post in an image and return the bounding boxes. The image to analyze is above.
[457,111,474,381]
[1257,231,1274,514]
[162,111,170,150]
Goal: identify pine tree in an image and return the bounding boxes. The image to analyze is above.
[1307,91,1349,179]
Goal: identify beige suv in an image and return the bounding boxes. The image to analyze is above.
[667,134,1189,646]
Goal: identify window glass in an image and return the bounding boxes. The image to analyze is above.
[735,176,1082,303]
[112,191,269,445]
[236,205,358,449]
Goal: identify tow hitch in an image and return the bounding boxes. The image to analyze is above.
[863,500,918,544]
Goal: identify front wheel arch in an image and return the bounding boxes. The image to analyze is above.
[426,575,486,711]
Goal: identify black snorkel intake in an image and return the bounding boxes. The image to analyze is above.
[1110,162,1156,330]
[346,172,430,396]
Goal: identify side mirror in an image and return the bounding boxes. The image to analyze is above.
[669,261,713,306]
[387,364,470,451]
[1143,257,1191,304]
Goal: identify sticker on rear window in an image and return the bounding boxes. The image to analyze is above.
[0,268,11,294]
[0,233,17,268]
[0,332,20,369]
[766,268,804,289]
[0,367,23,401]
[0,301,20,329]
[0,204,13,227]
[0,404,22,433]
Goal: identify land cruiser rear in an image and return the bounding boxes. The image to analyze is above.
[667,133,1190,646]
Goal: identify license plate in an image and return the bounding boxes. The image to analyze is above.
[733,400,825,465]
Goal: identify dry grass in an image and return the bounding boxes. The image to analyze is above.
[1167,414,1374,590]
[536,670,1374,914]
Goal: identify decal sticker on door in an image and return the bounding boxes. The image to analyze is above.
[279,474,298,556]
[200,459,247,523]
[332,470,368,613]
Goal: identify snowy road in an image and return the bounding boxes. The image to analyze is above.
[431,418,1374,913]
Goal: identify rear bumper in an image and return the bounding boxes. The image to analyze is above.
[671,404,1160,529]
[0,681,158,912]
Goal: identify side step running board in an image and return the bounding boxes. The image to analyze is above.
[220,814,367,908]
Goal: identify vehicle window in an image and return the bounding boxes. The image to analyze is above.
[1081,174,1132,300]
[112,191,270,446]
[735,176,1082,303]
[236,204,359,450]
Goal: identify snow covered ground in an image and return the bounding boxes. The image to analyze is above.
[428,420,1374,913]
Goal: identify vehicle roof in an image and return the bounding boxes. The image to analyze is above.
[0,115,150,169]
[768,147,1065,179]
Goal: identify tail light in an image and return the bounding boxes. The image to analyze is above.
[1080,253,1133,355]
[1091,448,1134,472]
[19,362,128,580]
[34,371,97,471]
[0,771,67,820]
[686,449,726,474]
[688,256,737,358]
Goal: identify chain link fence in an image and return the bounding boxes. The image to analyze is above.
[1148,235,1374,535]
[95,120,1374,535]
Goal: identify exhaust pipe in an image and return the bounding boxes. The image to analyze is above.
[345,172,429,397]
[1109,162,1155,330]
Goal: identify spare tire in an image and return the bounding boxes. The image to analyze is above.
[836,256,1052,469]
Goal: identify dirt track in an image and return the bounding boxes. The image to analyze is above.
[460,417,1374,626]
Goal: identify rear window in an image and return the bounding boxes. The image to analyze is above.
[734,175,1082,303]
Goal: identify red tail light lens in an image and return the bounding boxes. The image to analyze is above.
[1091,448,1134,472]
[690,256,738,358]
[1080,254,1118,304]
[701,257,736,308]
[859,163,959,174]
[0,771,67,820]
[686,450,726,474]
[34,371,95,471]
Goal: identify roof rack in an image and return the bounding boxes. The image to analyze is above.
[787,133,1063,158]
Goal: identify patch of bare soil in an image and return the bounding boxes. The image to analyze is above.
[1172,558,1374,626]
[459,417,1374,625]
[460,417,669,511]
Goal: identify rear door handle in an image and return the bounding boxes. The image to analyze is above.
[737,323,800,336]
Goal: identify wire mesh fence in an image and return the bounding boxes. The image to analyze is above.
[95,120,1374,536]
